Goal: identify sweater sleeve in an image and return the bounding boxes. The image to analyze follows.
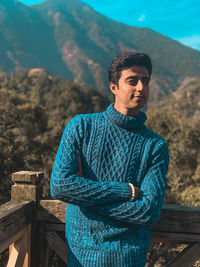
[88,140,169,227]
[50,115,130,208]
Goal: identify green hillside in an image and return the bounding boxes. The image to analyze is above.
[0,0,200,104]
[0,70,199,266]
[148,78,200,125]
[0,0,70,77]
[146,78,200,205]
[0,69,110,204]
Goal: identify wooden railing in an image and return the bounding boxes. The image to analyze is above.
[1,171,200,267]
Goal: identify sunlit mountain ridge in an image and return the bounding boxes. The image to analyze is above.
[0,0,200,103]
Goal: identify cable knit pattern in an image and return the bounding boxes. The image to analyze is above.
[51,103,169,267]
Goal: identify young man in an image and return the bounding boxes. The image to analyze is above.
[50,51,169,267]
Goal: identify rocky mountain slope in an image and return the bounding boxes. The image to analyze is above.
[148,78,200,125]
[1,0,200,103]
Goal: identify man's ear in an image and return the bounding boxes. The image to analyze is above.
[109,82,118,96]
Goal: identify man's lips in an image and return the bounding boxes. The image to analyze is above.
[131,95,144,99]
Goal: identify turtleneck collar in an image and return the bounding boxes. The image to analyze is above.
[103,103,147,130]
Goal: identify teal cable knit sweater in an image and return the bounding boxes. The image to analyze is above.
[50,103,169,267]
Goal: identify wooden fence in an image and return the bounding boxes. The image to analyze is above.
[1,171,200,267]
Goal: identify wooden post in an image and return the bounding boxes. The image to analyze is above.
[10,171,44,267]
[11,171,43,202]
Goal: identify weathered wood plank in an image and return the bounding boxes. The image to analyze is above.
[8,234,29,267]
[0,201,34,245]
[7,235,26,267]
[37,201,200,235]
[0,226,29,254]
[153,204,200,234]
[151,231,200,243]
[11,171,43,201]
[46,231,68,264]
[12,171,43,185]
[44,223,65,232]
[23,224,31,267]
[34,223,49,267]
[42,226,200,244]
[37,200,66,223]
[166,243,200,267]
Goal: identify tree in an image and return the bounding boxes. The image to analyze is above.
[0,87,47,203]
[146,109,200,205]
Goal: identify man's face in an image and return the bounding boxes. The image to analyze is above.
[110,66,150,116]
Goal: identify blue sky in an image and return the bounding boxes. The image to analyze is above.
[19,0,200,50]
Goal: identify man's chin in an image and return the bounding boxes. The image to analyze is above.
[128,103,144,110]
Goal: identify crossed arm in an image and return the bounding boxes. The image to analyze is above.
[50,116,132,208]
[51,116,169,226]
[78,142,169,227]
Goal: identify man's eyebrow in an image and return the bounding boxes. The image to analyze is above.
[125,75,149,80]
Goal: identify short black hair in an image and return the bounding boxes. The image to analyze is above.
[108,51,152,85]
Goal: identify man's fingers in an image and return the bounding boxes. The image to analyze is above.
[134,186,140,199]
[76,150,83,176]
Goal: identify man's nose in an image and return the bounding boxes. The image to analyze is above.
[136,80,144,91]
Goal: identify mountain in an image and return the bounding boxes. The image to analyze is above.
[148,78,200,125]
[0,0,70,77]
[1,0,200,104]
[145,78,200,206]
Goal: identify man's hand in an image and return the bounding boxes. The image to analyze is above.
[76,150,83,177]
[129,183,140,201]
[134,186,140,200]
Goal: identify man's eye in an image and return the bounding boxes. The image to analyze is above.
[128,78,138,86]
[127,77,150,86]
[142,78,150,85]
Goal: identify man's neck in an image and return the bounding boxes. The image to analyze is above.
[113,103,140,117]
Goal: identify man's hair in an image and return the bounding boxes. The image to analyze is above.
[108,51,152,85]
